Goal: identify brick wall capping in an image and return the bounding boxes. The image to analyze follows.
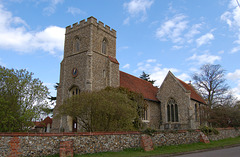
[0,131,141,137]
[216,127,238,130]
[0,129,212,137]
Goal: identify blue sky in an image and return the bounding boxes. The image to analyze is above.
[0,0,240,100]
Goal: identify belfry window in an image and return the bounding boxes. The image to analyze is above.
[102,38,107,54]
[75,37,80,52]
[167,98,179,122]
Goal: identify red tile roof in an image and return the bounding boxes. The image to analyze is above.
[120,71,159,101]
[108,56,119,64]
[177,78,206,104]
[35,116,52,128]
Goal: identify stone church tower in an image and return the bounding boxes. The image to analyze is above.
[52,16,119,132]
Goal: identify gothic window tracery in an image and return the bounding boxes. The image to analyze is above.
[167,98,179,122]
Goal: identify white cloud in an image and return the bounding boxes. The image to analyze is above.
[177,73,191,82]
[135,59,178,86]
[33,26,65,55]
[156,14,188,43]
[196,33,214,47]
[151,68,178,86]
[221,0,240,28]
[67,7,85,16]
[231,86,240,100]
[156,14,205,46]
[122,64,130,69]
[185,23,202,43]
[123,17,130,25]
[146,59,156,63]
[0,4,65,56]
[123,0,154,24]
[43,0,64,15]
[187,53,221,65]
[221,0,240,53]
[227,69,240,100]
[221,11,233,27]
[227,69,240,80]
[231,46,240,53]
[218,50,224,54]
[172,45,183,50]
[135,59,191,87]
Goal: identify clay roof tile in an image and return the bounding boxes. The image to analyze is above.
[120,71,159,101]
[177,78,206,104]
[35,116,52,128]
[108,56,119,64]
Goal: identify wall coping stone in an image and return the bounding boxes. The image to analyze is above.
[0,131,141,137]
[0,128,237,137]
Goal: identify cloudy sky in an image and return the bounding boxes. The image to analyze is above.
[0,0,240,99]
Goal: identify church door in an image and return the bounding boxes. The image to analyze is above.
[72,117,77,132]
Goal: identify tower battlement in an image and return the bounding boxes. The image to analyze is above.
[66,16,116,37]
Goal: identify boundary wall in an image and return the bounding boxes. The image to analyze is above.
[0,128,240,157]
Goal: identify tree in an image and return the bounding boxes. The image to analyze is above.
[0,66,49,132]
[139,71,156,85]
[202,104,240,128]
[57,87,146,132]
[192,64,230,107]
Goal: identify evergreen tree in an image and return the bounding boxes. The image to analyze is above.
[139,71,156,85]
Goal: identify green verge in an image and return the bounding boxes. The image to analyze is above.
[74,136,240,157]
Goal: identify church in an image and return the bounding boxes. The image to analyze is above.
[51,17,206,133]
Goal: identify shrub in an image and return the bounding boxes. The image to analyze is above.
[142,128,157,136]
[200,126,219,135]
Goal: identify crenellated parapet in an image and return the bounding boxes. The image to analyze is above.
[66,16,116,37]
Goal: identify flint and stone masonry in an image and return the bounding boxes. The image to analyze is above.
[0,128,240,157]
[51,17,119,132]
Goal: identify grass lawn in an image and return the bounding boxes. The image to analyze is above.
[44,136,240,157]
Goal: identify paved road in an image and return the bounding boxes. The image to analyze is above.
[174,146,240,157]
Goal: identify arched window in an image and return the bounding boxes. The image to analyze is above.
[195,104,198,121]
[74,37,80,53]
[143,108,148,120]
[69,86,80,97]
[102,38,107,54]
[167,98,179,122]
[72,117,77,132]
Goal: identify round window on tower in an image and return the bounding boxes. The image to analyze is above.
[72,68,78,78]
